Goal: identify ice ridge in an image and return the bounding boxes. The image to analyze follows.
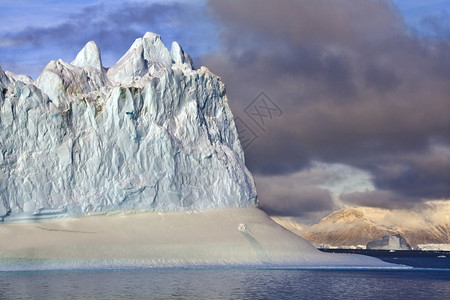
[0,32,257,220]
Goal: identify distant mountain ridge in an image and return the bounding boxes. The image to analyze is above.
[274,202,450,248]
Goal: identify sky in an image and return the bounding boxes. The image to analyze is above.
[1,0,449,224]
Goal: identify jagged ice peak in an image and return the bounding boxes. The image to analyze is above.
[71,41,103,71]
[0,32,257,220]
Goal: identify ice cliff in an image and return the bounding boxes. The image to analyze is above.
[366,234,412,250]
[0,32,257,219]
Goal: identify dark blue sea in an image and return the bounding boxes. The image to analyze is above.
[1,253,449,299]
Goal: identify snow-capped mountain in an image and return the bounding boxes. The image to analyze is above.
[298,202,450,247]
[0,32,257,219]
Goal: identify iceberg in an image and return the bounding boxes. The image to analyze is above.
[1,32,256,219]
[366,234,412,250]
[0,33,398,270]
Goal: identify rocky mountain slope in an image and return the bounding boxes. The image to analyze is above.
[0,32,257,219]
[276,201,450,248]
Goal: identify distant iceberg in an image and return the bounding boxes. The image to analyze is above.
[366,234,412,250]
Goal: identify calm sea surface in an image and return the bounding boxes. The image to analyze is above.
[1,256,449,299]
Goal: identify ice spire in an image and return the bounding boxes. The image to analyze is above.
[171,41,193,68]
[72,41,103,71]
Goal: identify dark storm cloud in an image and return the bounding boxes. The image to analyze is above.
[258,186,334,217]
[371,145,450,200]
[204,0,450,207]
[255,173,337,217]
[253,166,344,217]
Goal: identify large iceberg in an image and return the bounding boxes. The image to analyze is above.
[0,33,401,270]
[0,32,257,219]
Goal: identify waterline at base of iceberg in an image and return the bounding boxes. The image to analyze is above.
[0,259,411,272]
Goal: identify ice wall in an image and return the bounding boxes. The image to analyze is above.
[0,33,257,219]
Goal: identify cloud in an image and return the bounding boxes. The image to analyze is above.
[340,190,419,209]
[258,185,334,217]
[372,144,450,199]
[204,0,450,209]
[419,9,450,38]
[0,1,215,77]
[3,1,203,48]
[254,167,342,217]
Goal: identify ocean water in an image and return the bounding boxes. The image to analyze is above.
[320,249,450,269]
[1,265,449,299]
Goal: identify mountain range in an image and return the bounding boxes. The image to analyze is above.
[273,201,450,248]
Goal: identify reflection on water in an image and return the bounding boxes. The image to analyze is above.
[0,268,449,299]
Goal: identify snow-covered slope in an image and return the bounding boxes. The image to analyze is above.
[0,208,398,271]
[0,33,257,219]
[299,202,450,248]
